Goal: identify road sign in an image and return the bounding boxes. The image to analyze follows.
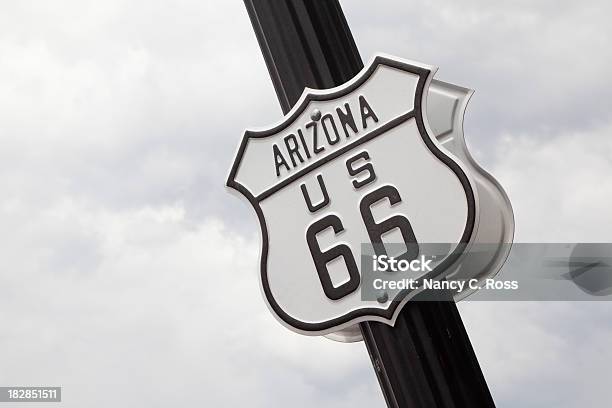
[227,55,512,335]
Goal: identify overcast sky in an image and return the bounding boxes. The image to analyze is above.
[1,0,611,407]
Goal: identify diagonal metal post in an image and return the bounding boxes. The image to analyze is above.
[243,1,496,406]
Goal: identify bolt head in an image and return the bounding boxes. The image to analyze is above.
[310,109,322,121]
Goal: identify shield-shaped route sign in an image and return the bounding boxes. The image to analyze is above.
[227,55,479,335]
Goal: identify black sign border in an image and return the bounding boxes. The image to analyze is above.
[226,55,476,333]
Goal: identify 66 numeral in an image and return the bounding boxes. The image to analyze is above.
[301,151,418,301]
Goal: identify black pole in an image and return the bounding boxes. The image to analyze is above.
[243,1,496,407]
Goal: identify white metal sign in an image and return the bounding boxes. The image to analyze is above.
[227,55,513,336]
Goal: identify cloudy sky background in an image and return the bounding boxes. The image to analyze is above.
[1,0,611,406]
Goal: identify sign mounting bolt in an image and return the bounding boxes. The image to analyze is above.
[310,109,322,121]
[377,292,389,303]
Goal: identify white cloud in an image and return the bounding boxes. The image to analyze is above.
[0,199,382,406]
[493,120,612,242]
[457,118,612,407]
[460,301,612,407]
[343,0,612,161]
[0,0,279,228]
